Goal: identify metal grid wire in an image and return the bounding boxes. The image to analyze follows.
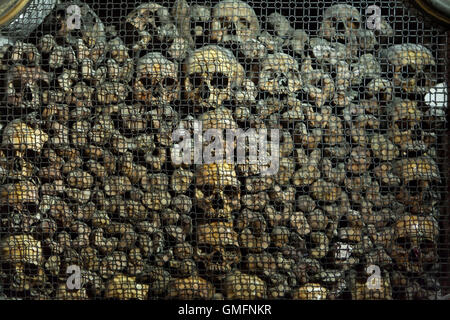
[0,0,447,300]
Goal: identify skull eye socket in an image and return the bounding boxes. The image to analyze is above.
[423,64,437,74]
[224,244,239,253]
[23,263,39,276]
[201,184,214,197]
[223,185,239,195]
[349,19,360,29]
[198,243,213,254]
[189,73,203,88]
[405,180,426,196]
[162,77,176,87]
[140,77,156,90]
[401,65,416,79]
[420,239,435,251]
[396,236,412,250]
[211,72,229,89]
[238,18,251,29]
[288,68,300,79]
[395,119,411,131]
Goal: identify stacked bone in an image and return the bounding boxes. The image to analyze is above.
[0,0,445,300]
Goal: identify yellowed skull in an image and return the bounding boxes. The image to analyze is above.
[223,270,266,299]
[387,99,425,152]
[195,221,241,274]
[133,52,179,106]
[320,4,361,44]
[259,53,302,97]
[392,157,440,213]
[383,44,436,94]
[210,0,260,44]
[195,163,241,220]
[184,45,245,109]
[0,235,46,291]
[391,215,438,274]
[166,276,215,299]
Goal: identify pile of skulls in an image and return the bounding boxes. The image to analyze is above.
[0,0,446,300]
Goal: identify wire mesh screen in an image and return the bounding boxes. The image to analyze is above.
[0,0,447,300]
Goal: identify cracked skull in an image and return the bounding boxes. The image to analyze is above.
[195,221,241,274]
[184,45,245,109]
[195,163,241,220]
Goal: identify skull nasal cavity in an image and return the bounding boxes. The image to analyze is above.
[278,76,288,87]
[211,251,223,263]
[409,248,421,262]
[211,72,229,89]
[200,82,210,99]
[401,65,416,79]
[212,193,224,210]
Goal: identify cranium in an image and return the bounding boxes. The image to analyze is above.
[126,3,176,42]
[166,276,215,299]
[0,180,39,213]
[236,209,270,253]
[387,99,426,151]
[134,52,179,106]
[104,274,149,300]
[184,45,245,109]
[320,4,361,44]
[6,65,50,110]
[49,2,106,50]
[194,163,240,220]
[383,44,436,94]
[391,215,438,274]
[293,283,328,300]
[0,235,46,291]
[258,53,302,98]
[194,221,241,274]
[392,157,440,213]
[300,58,334,107]
[210,0,260,44]
[2,119,48,155]
[223,270,266,299]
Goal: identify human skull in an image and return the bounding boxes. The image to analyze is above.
[293,283,328,300]
[300,58,335,107]
[2,119,48,155]
[184,45,245,109]
[134,52,179,106]
[0,181,39,213]
[194,163,240,220]
[210,0,260,44]
[392,157,440,212]
[188,5,212,45]
[382,44,436,94]
[223,270,266,299]
[194,221,241,274]
[166,276,215,299]
[126,3,175,42]
[391,215,438,274]
[49,2,106,48]
[0,235,46,291]
[320,4,361,44]
[258,53,302,98]
[6,65,50,110]
[387,99,426,152]
[104,274,149,300]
